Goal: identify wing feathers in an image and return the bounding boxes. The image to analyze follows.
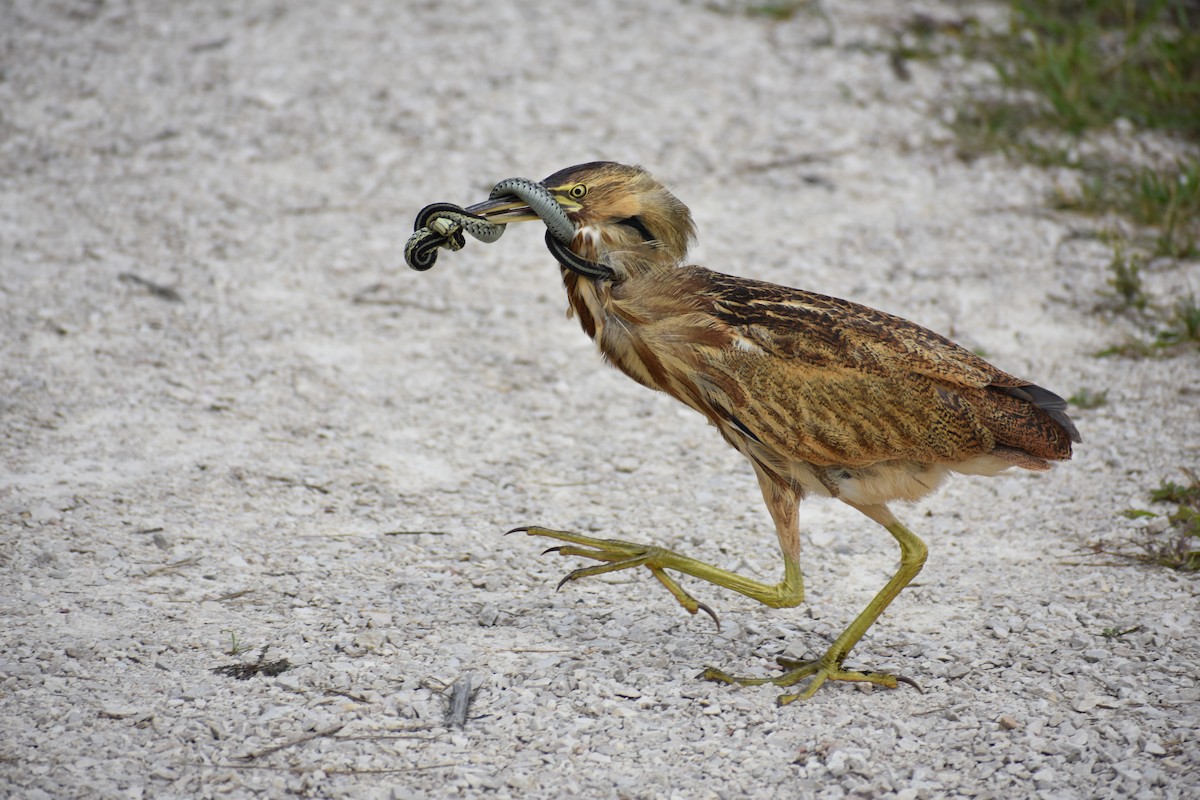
[688,267,1079,468]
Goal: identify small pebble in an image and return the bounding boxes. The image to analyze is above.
[478,604,499,627]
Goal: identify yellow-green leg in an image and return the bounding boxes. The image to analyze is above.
[703,517,928,703]
[510,464,808,620]
[509,526,805,626]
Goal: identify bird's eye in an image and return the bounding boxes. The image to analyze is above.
[568,184,588,200]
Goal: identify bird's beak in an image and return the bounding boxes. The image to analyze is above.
[464,186,582,225]
[462,177,611,280]
[463,195,544,224]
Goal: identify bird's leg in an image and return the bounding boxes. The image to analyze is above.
[703,503,928,703]
[510,474,806,623]
[511,527,805,623]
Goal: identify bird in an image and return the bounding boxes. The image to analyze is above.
[455,161,1080,703]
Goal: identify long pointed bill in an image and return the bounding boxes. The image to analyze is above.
[469,177,580,245]
[463,195,546,224]
[407,177,580,273]
[464,176,610,281]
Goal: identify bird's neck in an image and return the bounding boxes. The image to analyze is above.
[562,269,611,347]
[559,236,665,351]
[560,262,718,407]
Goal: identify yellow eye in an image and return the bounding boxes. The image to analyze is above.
[568,184,588,200]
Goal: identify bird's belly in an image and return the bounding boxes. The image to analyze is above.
[791,460,954,506]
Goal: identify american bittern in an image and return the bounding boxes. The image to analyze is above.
[420,161,1080,702]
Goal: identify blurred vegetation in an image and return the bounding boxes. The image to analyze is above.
[909,0,1200,356]
[955,0,1200,144]
[1106,470,1200,571]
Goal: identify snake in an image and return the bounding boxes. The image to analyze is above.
[403,202,503,272]
[404,176,613,280]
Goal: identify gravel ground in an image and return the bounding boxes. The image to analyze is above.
[2,1,1198,798]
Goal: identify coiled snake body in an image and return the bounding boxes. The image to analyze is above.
[404,178,575,271]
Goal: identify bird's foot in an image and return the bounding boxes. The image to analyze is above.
[701,654,921,704]
[508,526,721,628]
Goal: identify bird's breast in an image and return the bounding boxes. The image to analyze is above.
[566,273,669,393]
[564,268,742,424]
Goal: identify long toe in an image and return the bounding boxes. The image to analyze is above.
[511,526,717,618]
[702,656,914,703]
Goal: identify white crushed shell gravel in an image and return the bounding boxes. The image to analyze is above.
[1,1,1197,798]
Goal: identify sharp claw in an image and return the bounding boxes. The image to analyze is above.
[895,674,924,693]
[505,527,748,638]
[696,601,721,632]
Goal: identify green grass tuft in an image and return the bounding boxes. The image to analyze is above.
[966,0,1200,141]
[1099,469,1200,572]
[1103,241,1149,310]
[1152,472,1200,504]
[1061,161,1200,258]
[1068,387,1110,408]
[939,2,1199,362]
[1100,625,1142,638]
[1162,293,1200,344]
[224,630,252,657]
[744,1,804,20]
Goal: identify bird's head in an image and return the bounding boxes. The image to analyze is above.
[467,162,695,278]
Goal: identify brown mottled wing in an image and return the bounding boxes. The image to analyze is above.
[697,269,1078,468]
